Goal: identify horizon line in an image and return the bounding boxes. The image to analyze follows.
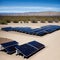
[0,6,60,13]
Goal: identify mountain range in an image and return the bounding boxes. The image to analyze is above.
[0,11,60,16]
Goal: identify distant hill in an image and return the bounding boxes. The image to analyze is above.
[0,11,60,16]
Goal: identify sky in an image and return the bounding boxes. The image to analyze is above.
[0,0,60,13]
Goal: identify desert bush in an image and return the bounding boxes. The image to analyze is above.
[20,21,23,23]
[0,20,7,24]
[13,20,19,23]
[31,20,38,23]
[40,20,45,23]
[6,20,11,23]
[47,20,53,23]
[54,20,59,23]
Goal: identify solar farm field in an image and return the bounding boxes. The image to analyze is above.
[0,22,60,60]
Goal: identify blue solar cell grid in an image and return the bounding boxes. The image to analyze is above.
[15,41,45,58]
[28,41,45,50]
[15,44,38,58]
[1,41,18,48]
[1,25,60,36]
[5,45,16,54]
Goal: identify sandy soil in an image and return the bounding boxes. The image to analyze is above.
[0,22,60,60]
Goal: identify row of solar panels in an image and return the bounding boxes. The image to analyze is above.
[1,25,60,36]
[0,40,45,58]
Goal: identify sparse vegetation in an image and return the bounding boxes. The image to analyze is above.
[0,16,60,24]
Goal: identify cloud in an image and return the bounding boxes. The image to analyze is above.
[0,6,60,13]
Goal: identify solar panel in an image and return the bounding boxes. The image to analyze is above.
[36,30,47,36]
[41,25,53,28]
[1,27,13,31]
[1,41,18,48]
[28,41,45,50]
[15,41,45,58]
[15,44,38,58]
[5,45,16,54]
[35,25,60,36]
[44,28,56,33]
[40,25,60,31]
[12,27,20,31]
[31,28,42,35]
[25,29,33,34]
[30,25,56,35]
[20,27,31,33]
[17,28,25,32]
[24,29,32,34]
[14,27,26,32]
[42,25,60,33]
[13,27,23,32]
[31,28,47,35]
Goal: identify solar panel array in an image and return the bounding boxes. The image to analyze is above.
[0,40,45,58]
[1,25,60,36]
[1,25,60,58]
[15,41,45,58]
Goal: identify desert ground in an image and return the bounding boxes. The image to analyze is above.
[0,22,60,60]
